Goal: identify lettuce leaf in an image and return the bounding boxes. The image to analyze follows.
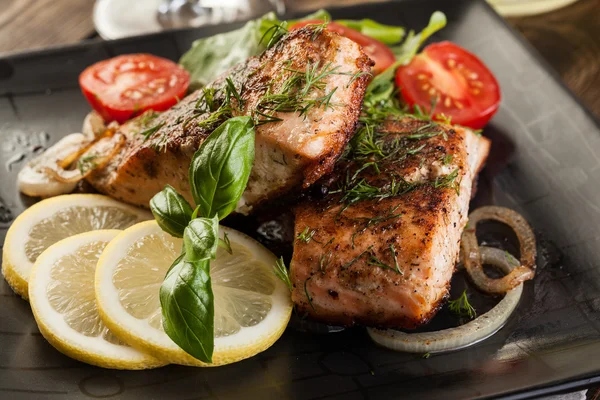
[179,12,281,89]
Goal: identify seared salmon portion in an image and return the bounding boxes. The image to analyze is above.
[290,118,490,328]
[86,27,372,212]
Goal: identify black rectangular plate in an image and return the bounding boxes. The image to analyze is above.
[1,1,600,399]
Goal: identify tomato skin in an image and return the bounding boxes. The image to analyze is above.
[79,54,190,123]
[395,41,500,129]
[289,20,395,74]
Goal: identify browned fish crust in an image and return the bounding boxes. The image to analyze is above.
[86,27,373,212]
[290,117,490,329]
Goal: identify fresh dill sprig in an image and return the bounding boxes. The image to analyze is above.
[297,226,317,244]
[253,61,347,125]
[77,154,98,174]
[319,251,332,272]
[441,154,453,165]
[260,23,288,49]
[218,232,232,255]
[139,122,165,141]
[273,257,292,292]
[433,168,461,195]
[348,205,402,248]
[304,277,316,312]
[447,289,476,319]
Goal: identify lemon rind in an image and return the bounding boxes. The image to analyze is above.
[28,229,165,370]
[2,194,151,299]
[95,221,293,367]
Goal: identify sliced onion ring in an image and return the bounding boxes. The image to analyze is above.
[43,133,125,183]
[462,206,536,294]
[367,247,523,353]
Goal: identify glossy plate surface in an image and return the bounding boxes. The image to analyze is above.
[1,1,600,399]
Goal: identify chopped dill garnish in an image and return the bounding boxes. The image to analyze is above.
[259,23,288,49]
[137,110,159,128]
[367,247,402,275]
[447,289,476,319]
[253,61,349,125]
[433,168,461,195]
[77,154,98,174]
[225,77,244,107]
[333,174,419,206]
[441,154,453,165]
[139,122,165,141]
[297,226,317,243]
[348,205,403,248]
[218,232,232,255]
[341,247,372,270]
[319,251,332,272]
[304,277,316,312]
[273,257,292,292]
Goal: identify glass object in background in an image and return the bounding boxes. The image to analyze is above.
[94,0,286,40]
[487,0,580,16]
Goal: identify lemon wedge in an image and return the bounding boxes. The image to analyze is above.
[2,194,151,299]
[95,220,292,366]
[28,230,164,369]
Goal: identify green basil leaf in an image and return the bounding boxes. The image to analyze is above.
[189,116,255,220]
[183,216,219,262]
[150,185,194,238]
[336,19,405,44]
[160,255,214,363]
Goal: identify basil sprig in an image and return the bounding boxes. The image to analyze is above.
[150,185,194,238]
[190,116,255,220]
[150,116,255,363]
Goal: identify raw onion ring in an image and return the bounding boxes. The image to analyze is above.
[462,206,536,294]
[367,247,522,353]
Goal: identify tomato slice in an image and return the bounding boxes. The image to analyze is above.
[289,20,395,74]
[79,54,190,123]
[395,41,500,129]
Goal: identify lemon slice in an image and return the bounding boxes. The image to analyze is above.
[28,230,164,369]
[95,220,292,366]
[2,194,151,299]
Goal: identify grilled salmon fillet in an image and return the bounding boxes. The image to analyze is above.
[290,118,490,329]
[85,27,372,212]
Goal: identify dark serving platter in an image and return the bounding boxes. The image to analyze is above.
[1,0,600,398]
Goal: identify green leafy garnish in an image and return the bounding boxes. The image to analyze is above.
[160,255,214,363]
[218,232,232,255]
[139,122,165,141]
[150,185,194,238]
[189,116,255,220]
[273,257,292,292]
[151,116,256,363]
[180,13,282,89]
[447,289,477,320]
[337,19,405,44]
[296,226,317,244]
[183,216,219,262]
[77,154,98,174]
